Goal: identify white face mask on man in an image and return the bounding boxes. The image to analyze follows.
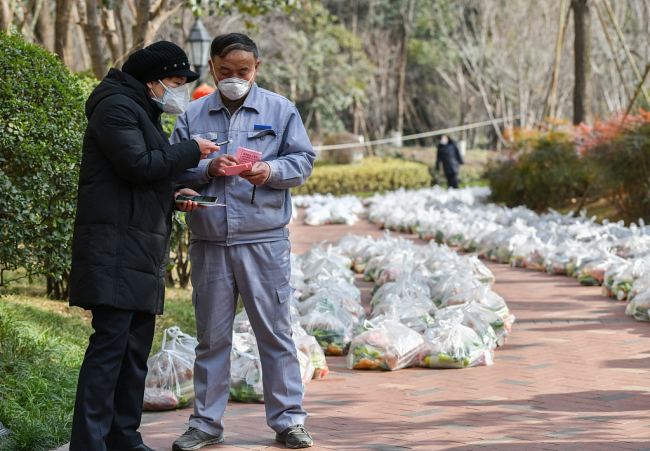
[151,80,190,115]
[211,62,256,101]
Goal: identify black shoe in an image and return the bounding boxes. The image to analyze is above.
[172,427,224,451]
[276,425,313,449]
[107,445,160,451]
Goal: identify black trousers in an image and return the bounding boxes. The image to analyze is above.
[70,305,155,451]
[445,172,459,189]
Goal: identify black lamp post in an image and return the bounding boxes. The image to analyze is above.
[186,17,212,86]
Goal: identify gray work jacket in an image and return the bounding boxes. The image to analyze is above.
[171,84,315,245]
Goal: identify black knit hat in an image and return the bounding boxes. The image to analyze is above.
[122,41,199,84]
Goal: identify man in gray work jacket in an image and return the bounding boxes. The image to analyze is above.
[170,33,316,450]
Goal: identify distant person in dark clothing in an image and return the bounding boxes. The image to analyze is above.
[435,134,464,189]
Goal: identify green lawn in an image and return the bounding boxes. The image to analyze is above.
[0,279,196,451]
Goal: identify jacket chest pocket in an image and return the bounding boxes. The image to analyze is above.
[246,129,278,156]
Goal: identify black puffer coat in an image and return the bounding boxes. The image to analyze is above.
[69,69,201,314]
[435,139,464,176]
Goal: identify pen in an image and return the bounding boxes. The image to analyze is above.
[216,139,233,146]
[251,186,256,204]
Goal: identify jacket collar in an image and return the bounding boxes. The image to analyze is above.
[207,83,261,114]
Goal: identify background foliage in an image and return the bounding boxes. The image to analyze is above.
[291,158,431,196]
[0,33,87,299]
[486,112,650,224]
[485,129,593,211]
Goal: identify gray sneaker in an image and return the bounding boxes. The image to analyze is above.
[172,427,224,451]
[276,425,313,449]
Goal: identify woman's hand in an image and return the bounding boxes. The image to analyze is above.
[208,154,240,177]
[174,188,207,211]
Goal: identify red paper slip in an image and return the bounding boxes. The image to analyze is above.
[236,147,262,165]
[224,162,253,176]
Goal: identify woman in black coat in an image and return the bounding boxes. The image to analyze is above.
[68,41,219,451]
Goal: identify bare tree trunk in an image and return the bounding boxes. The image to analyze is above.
[54,0,74,63]
[73,1,90,68]
[396,0,416,136]
[102,8,121,68]
[602,0,650,106]
[573,0,592,125]
[0,0,11,32]
[84,0,107,78]
[34,0,54,50]
[130,0,150,52]
[549,0,567,118]
[594,1,633,101]
[76,0,105,77]
[457,64,467,140]
[144,0,181,46]
[114,0,128,57]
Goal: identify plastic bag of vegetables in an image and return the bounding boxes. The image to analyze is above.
[626,287,650,322]
[433,302,498,349]
[418,320,494,369]
[230,333,264,403]
[299,301,354,356]
[440,283,510,320]
[346,318,424,371]
[233,308,252,333]
[293,334,329,380]
[144,327,198,410]
[578,257,616,286]
[378,300,436,334]
[298,285,364,324]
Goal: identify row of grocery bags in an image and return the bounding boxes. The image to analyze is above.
[292,193,366,226]
[142,228,516,409]
[364,186,650,323]
[291,231,514,371]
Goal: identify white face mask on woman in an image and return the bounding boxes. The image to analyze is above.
[151,80,190,115]
[212,63,256,101]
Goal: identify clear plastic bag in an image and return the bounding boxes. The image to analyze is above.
[230,333,264,403]
[626,287,650,322]
[370,272,436,315]
[299,302,354,356]
[298,290,365,327]
[418,320,494,369]
[293,334,329,379]
[578,256,618,286]
[144,327,198,411]
[430,273,483,306]
[440,283,509,320]
[611,259,650,301]
[346,319,424,371]
[233,309,252,333]
[433,302,498,349]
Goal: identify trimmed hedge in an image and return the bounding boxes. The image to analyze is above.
[292,158,431,195]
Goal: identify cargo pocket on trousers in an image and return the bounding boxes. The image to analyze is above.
[273,284,293,333]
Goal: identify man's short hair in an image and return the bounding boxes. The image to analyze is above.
[210,33,259,61]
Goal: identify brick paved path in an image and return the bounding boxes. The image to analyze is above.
[62,214,650,451]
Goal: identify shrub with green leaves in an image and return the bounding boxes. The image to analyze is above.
[484,131,593,211]
[585,115,650,223]
[0,33,87,298]
[291,157,431,195]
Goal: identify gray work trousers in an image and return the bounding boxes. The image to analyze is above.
[188,239,307,437]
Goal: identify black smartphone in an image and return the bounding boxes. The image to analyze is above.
[175,195,219,206]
